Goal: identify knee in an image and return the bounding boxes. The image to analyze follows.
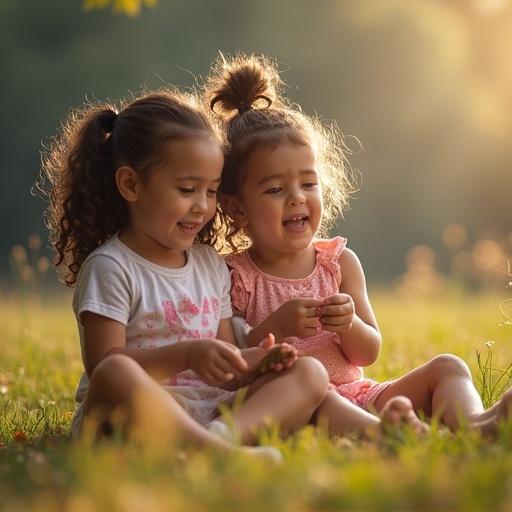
[89,353,141,391]
[290,356,329,404]
[427,354,472,381]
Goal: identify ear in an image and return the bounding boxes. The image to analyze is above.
[115,166,140,202]
[222,195,248,227]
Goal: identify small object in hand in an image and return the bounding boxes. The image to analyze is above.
[255,346,292,373]
[219,346,292,391]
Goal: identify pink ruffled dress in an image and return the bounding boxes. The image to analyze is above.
[226,237,391,410]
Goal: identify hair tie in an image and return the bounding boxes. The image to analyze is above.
[237,103,253,115]
[103,109,118,134]
[237,95,272,116]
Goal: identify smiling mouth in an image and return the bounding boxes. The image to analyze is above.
[283,215,309,232]
[178,222,202,235]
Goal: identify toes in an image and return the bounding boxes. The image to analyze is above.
[380,396,414,419]
[380,396,429,434]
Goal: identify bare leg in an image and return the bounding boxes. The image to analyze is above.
[373,354,486,431]
[314,390,379,435]
[229,356,329,444]
[82,354,279,458]
[469,388,512,436]
[314,391,428,437]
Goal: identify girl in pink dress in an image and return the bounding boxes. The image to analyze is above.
[204,54,512,437]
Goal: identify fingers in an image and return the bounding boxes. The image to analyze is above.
[214,356,238,379]
[203,369,230,386]
[320,315,352,327]
[219,345,248,373]
[300,306,320,318]
[301,316,319,329]
[268,347,297,371]
[298,298,323,319]
[258,332,275,349]
[219,341,243,353]
[320,303,354,316]
[298,316,320,337]
[319,299,354,330]
[284,354,298,368]
[209,366,234,385]
[302,326,319,337]
[280,348,298,369]
[322,294,352,306]
[299,298,325,308]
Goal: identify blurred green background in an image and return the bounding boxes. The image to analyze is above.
[1,0,510,288]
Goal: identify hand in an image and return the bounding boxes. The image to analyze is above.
[318,293,355,334]
[273,298,323,339]
[244,333,298,373]
[219,334,298,391]
[185,339,248,387]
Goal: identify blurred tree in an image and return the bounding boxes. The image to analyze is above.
[1,0,510,285]
[83,0,157,17]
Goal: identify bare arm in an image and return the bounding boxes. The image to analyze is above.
[321,248,381,366]
[81,312,247,385]
[216,317,237,346]
[245,314,280,347]
[82,312,191,380]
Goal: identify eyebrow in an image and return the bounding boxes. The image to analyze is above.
[175,176,221,183]
[257,169,318,187]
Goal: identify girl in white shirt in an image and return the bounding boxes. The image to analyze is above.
[40,89,329,458]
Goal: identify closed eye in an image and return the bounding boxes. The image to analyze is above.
[207,189,218,196]
[302,182,318,189]
[177,187,194,194]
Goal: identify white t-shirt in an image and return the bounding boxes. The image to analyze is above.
[71,235,234,433]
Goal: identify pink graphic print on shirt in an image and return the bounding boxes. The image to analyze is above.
[162,295,218,341]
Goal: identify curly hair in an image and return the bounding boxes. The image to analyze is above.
[38,89,221,286]
[203,53,357,254]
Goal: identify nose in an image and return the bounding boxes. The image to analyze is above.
[192,192,209,214]
[287,189,306,206]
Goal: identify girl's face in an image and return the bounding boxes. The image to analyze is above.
[127,136,223,256]
[236,142,322,255]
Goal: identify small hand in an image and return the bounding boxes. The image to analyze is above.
[318,293,355,334]
[273,298,323,339]
[186,339,248,387]
[220,334,298,390]
[251,333,298,373]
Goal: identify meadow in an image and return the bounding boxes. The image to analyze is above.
[1,288,512,511]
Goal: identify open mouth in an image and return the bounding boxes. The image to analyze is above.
[177,222,202,235]
[282,215,309,233]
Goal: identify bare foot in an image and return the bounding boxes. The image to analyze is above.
[471,388,512,438]
[379,396,430,436]
[208,420,283,463]
[241,445,284,464]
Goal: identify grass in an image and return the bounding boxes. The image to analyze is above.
[1,288,512,511]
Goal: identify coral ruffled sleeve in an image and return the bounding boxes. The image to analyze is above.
[224,254,252,317]
[314,237,347,284]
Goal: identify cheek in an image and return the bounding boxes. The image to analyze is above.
[248,198,271,217]
[310,193,323,213]
[206,196,217,217]
[255,203,282,228]
[155,193,187,220]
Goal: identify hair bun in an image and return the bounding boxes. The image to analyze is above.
[101,109,118,134]
[208,54,281,118]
